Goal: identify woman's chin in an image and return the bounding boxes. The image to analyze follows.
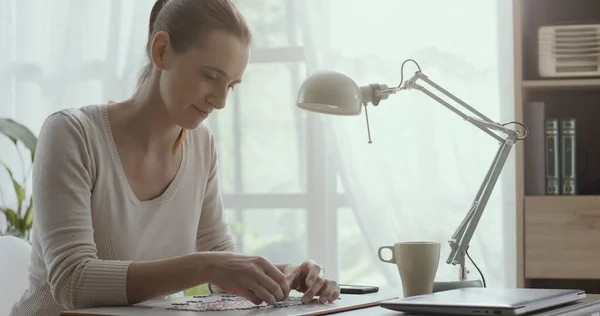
[180,116,208,130]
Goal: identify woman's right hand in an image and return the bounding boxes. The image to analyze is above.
[201,252,291,305]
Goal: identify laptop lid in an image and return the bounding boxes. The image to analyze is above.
[379,288,586,315]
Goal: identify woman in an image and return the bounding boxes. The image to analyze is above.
[9,0,340,315]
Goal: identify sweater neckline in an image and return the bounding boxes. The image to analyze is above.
[99,104,189,206]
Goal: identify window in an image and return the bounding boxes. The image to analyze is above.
[204,0,350,281]
[338,208,387,286]
[212,62,307,195]
[225,208,308,264]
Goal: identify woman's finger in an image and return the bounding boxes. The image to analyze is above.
[263,268,290,300]
[249,283,277,305]
[257,271,286,301]
[255,257,289,300]
[317,280,338,303]
[302,277,324,304]
[329,287,341,303]
[244,289,264,306]
[304,264,322,288]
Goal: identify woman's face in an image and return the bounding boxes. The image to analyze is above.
[153,29,249,130]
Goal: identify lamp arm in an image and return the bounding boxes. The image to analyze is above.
[395,71,521,281]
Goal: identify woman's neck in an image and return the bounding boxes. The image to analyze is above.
[108,77,182,154]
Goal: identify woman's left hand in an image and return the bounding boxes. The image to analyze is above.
[283,260,340,304]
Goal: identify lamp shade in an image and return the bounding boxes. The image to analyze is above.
[296,71,362,116]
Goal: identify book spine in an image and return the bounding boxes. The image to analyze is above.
[523,101,546,195]
[560,118,577,195]
[545,118,560,195]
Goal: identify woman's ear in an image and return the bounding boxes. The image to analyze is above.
[150,31,171,70]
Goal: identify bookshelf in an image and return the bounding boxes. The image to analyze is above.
[514,0,600,292]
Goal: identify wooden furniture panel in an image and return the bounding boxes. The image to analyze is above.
[525,196,600,279]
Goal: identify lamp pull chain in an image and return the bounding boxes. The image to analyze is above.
[364,103,373,144]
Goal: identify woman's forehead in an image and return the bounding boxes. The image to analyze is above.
[184,30,249,78]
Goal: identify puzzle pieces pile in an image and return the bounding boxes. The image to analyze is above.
[136,294,319,312]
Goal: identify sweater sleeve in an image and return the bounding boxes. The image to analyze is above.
[33,111,131,310]
[195,130,237,254]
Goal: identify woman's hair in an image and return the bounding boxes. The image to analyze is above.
[138,0,252,154]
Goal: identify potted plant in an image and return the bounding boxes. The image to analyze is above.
[0,118,37,241]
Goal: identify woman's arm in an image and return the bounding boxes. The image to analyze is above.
[194,128,237,295]
[125,252,215,304]
[34,111,132,309]
[128,251,291,305]
[33,112,212,308]
[195,128,236,254]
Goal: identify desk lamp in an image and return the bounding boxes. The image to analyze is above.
[296,59,527,287]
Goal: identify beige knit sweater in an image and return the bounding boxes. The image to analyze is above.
[9,104,236,316]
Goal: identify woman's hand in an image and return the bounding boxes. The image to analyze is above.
[282,260,340,304]
[202,252,291,305]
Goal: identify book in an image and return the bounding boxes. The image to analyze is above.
[560,118,577,195]
[545,118,560,195]
[524,101,546,195]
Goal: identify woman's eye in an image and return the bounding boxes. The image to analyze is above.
[229,85,236,91]
[203,73,217,81]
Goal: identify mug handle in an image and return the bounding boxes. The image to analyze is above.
[378,246,396,264]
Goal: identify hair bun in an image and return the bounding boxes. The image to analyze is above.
[149,0,169,36]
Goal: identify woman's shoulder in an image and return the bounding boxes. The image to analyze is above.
[41,104,105,135]
[38,104,109,155]
[188,122,217,151]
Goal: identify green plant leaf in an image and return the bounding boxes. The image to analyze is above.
[1,162,26,215]
[0,118,37,161]
[3,208,19,229]
[15,183,25,215]
[24,197,34,230]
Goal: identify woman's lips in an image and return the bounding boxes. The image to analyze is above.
[193,105,209,117]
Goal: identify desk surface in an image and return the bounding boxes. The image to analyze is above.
[61,289,400,316]
[336,294,600,316]
[61,291,600,316]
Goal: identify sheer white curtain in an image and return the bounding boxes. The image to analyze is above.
[296,0,517,288]
[0,1,154,230]
[0,0,152,130]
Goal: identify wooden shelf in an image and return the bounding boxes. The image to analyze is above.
[523,79,600,90]
[524,195,600,201]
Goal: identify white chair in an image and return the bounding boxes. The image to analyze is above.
[0,236,31,315]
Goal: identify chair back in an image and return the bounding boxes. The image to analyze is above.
[0,236,31,315]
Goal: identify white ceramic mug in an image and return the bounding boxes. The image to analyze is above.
[378,241,441,297]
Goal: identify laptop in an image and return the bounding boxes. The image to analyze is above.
[379,287,586,315]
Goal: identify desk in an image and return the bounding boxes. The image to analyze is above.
[336,294,600,316]
[61,292,600,316]
[61,289,400,316]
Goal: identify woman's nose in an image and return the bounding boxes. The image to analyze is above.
[207,94,226,109]
[207,86,228,109]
